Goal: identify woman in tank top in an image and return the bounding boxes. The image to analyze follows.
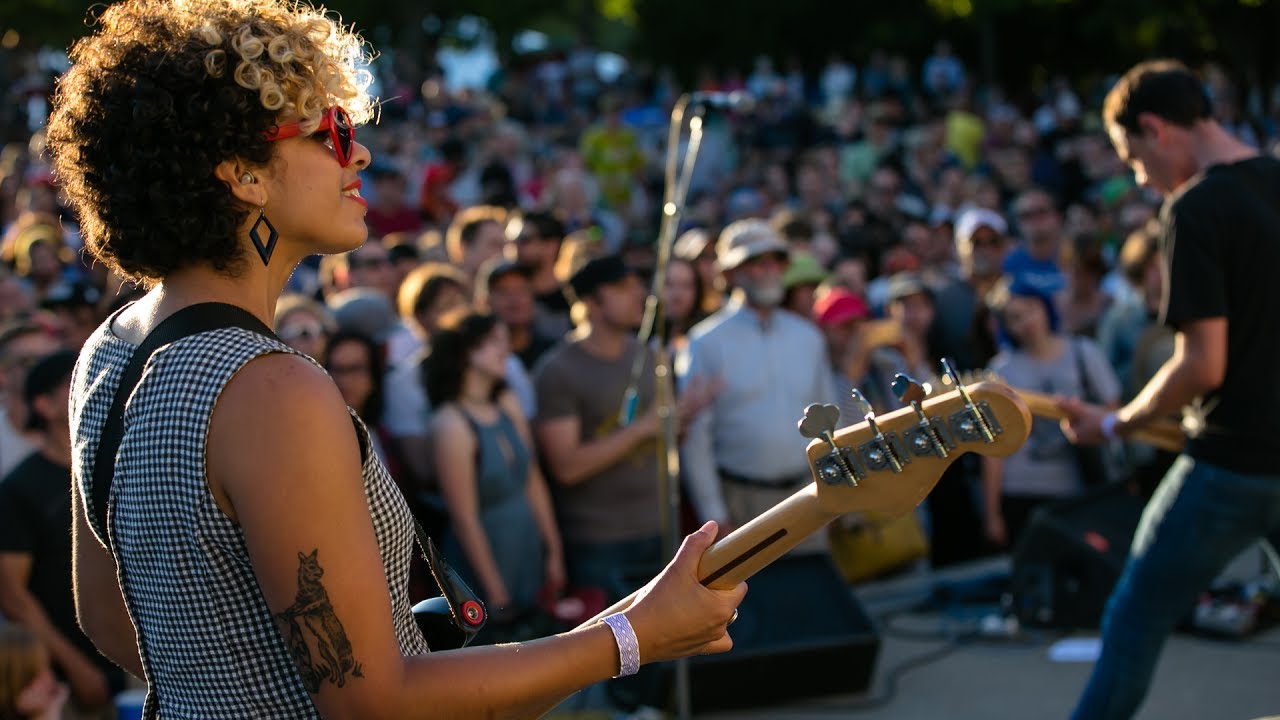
[47,1,742,717]
[424,308,565,638]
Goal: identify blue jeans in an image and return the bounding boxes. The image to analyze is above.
[1071,456,1280,720]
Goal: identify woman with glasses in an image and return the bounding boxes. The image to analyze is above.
[49,1,742,718]
[273,292,335,362]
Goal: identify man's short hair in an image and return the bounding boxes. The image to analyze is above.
[1103,59,1212,134]
[445,205,507,263]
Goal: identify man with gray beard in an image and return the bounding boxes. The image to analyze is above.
[678,220,835,552]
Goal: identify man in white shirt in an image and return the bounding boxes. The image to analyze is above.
[678,220,835,551]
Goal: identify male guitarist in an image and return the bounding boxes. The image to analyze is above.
[1060,59,1280,720]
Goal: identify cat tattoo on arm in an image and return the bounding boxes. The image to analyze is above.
[273,549,365,694]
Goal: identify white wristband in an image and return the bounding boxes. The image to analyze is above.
[1101,412,1118,440]
[601,613,640,677]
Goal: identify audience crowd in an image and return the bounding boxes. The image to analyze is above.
[1,33,1272,717]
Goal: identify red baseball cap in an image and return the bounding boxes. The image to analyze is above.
[813,288,870,328]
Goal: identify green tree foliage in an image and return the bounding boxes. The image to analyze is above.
[4,0,1278,97]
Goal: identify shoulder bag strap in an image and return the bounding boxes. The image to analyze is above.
[91,302,276,547]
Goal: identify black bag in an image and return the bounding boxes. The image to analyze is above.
[90,302,484,649]
[1069,337,1112,487]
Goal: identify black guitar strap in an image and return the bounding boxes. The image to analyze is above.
[91,302,275,545]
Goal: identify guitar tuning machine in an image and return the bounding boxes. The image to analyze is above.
[797,403,861,486]
[893,373,950,459]
[852,390,904,473]
[936,356,1003,443]
[941,358,996,443]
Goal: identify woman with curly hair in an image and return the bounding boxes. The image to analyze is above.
[424,308,565,641]
[48,1,742,718]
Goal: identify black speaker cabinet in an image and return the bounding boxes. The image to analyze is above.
[684,554,881,713]
[1010,483,1146,629]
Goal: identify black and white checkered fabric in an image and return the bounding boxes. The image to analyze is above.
[70,316,429,719]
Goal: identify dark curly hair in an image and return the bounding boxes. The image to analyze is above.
[46,0,374,285]
[423,308,505,407]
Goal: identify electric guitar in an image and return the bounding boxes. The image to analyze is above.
[949,371,1185,454]
[583,378,1032,621]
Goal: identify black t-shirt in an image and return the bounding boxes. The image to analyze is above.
[1160,155,1280,473]
[535,286,573,318]
[0,453,121,685]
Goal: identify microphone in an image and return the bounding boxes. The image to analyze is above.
[688,90,755,113]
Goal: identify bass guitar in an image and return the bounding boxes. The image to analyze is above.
[584,377,1032,622]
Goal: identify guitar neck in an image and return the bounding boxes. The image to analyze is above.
[583,484,832,623]
[1015,388,1185,453]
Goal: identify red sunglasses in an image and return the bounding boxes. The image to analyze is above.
[264,106,355,167]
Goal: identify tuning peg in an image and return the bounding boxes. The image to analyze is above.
[798,403,859,486]
[940,358,995,443]
[798,403,841,440]
[891,374,929,405]
[849,388,874,420]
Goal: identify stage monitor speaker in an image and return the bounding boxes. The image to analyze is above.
[684,554,880,713]
[1010,483,1146,629]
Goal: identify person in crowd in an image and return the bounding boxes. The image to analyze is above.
[813,285,897,417]
[0,268,36,324]
[445,205,508,290]
[1061,60,1280,720]
[319,239,399,303]
[1060,232,1113,338]
[504,210,572,337]
[273,292,336,362]
[532,252,717,717]
[926,207,1000,371]
[678,220,834,549]
[38,281,103,351]
[779,251,828,320]
[534,254,686,599]
[982,276,1120,549]
[424,309,564,640]
[0,623,68,720]
[47,2,742,717]
[1004,187,1068,296]
[672,227,724,317]
[474,257,558,372]
[382,262,471,490]
[659,256,706,353]
[0,350,123,717]
[363,165,422,238]
[0,322,63,479]
[323,330,390,467]
[418,137,466,226]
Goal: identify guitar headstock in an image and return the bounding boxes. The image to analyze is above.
[802,380,1030,517]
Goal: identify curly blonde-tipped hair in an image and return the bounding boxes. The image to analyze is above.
[47,0,377,283]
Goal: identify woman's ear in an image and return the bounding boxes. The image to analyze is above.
[214,159,267,207]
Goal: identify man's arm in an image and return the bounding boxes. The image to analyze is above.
[534,411,657,487]
[0,551,112,705]
[1060,318,1226,443]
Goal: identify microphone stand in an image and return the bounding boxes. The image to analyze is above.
[616,92,707,720]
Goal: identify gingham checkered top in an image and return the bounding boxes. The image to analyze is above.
[70,312,429,719]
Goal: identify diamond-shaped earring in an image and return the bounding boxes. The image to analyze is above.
[248,207,278,266]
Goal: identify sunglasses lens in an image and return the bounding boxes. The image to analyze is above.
[333,107,354,166]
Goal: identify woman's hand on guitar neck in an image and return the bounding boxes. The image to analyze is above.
[620,521,746,665]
